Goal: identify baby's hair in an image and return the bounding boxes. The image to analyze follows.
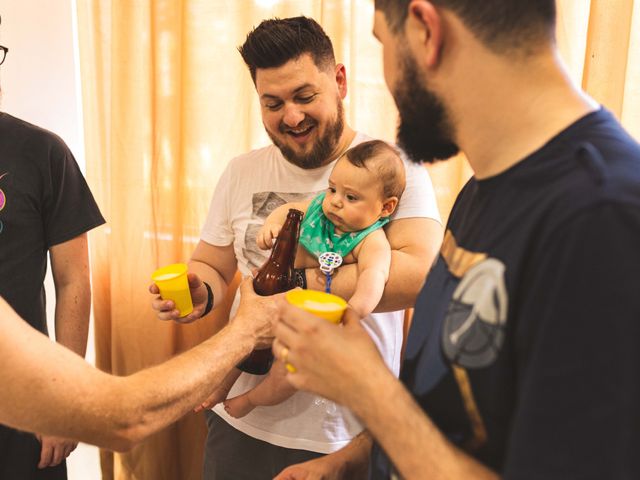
[344,140,406,199]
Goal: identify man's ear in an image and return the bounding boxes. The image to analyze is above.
[380,197,399,218]
[407,0,444,69]
[335,63,348,99]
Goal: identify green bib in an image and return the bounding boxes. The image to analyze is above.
[299,192,389,258]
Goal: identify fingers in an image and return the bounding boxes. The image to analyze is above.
[186,272,202,289]
[257,230,270,250]
[51,443,65,467]
[269,225,281,244]
[38,438,74,468]
[173,309,203,324]
[273,465,305,479]
[341,306,363,327]
[257,224,280,250]
[150,272,205,323]
[151,296,181,321]
[38,440,54,469]
[65,442,78,458]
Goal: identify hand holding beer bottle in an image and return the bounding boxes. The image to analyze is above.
[237,209,303,375]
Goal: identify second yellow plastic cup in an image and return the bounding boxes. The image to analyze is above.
[285,290,348,324]
[284,290,347,373]
[152,263,193,317]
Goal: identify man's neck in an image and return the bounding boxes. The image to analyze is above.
[447,49,598,179]
[324,126,357,166]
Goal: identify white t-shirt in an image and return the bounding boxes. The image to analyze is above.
[201,132,441,453]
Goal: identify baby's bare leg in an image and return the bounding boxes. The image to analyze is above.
[194,367,241,413]
[224,360,297,418]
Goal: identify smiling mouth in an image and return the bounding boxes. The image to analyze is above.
[286,125,315,138]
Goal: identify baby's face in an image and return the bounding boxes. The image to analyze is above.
[322,157,388,233]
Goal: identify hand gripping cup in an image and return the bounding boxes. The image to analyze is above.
[284,290,347,374]
[152,263,193,317]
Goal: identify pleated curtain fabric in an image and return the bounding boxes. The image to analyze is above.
[75,1,640,478]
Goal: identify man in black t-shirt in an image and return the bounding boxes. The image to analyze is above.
[0,32,106,478]
[271,1,640,479]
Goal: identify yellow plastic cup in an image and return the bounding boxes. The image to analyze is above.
[151,263,193,317]
[284,290,347,373]
[285,290,348,324]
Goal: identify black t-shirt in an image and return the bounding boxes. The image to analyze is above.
[370,109,640,479]
[0,112,105,334]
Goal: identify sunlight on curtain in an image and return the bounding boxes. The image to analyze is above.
[76,1,639,478]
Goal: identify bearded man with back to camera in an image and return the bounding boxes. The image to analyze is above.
[272,1,640,479]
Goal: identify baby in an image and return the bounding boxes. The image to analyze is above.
[224,139,406,418]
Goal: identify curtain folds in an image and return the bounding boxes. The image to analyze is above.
[76,1,639,478]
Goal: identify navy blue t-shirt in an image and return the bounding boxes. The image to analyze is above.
[371,109,640,478]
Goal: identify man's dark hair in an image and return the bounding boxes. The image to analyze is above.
[345,140,406,200]
[238,16,336,83]
[375,0,556,55]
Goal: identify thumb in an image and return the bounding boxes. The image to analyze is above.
[341,307,363,327]
[239,276,256,295]
[187,272,202,289]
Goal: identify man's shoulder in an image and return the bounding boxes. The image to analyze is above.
[0,112,72,160]
[226,144,282,170]
[549,118,640,211]
[1,112,67,145]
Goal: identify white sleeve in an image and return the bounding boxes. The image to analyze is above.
[200,161,235,246]
[392,156,442,223]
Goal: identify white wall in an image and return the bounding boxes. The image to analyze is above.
[0,0,100,478]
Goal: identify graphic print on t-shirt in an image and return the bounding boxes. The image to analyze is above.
[0,173,8,234]
[440,231,508,369]
[243,190,320,271]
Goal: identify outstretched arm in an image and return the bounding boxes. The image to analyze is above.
[306,218,443,311]
[0,279,276,452]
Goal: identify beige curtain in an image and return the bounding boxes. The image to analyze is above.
[77,1,639,478]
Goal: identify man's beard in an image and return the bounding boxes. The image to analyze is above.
[394,49,459,165]
[267,100,345,170]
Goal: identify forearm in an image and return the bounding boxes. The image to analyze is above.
[107,323,255,447]
[330,431,373,479]
[1,309,255,451]
[306,248,428,312]
[53,282,91,357]
[189,259,231,310]
[353,369,498,480]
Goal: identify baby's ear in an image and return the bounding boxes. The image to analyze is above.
[380,197,399,218]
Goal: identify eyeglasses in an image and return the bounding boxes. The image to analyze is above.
[0,46,7,66]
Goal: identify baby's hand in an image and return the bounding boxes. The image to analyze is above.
[257,223,282,249]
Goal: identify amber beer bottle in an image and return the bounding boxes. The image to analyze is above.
[237,208,304,375]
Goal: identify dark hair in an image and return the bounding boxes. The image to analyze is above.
[238,16,336,83]
[375,0,556,55]
[345,140,406,200]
